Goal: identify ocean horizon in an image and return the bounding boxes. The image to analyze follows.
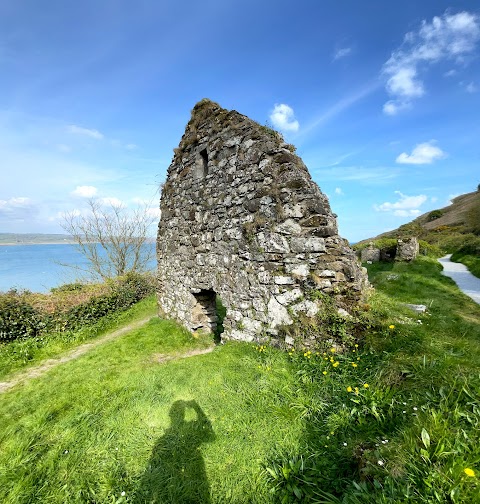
[0,243,156,293]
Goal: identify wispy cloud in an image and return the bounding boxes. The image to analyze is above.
[374,191,428,216]
[334,187,344,195]
[72,185,98,198]
[465,81,477,93]
[67,124,104,140]
[382,11,480,114]
[333,46,352,61]
[269,104,299,132]
[101,197,123,207]
[312,165,399,184]
[301,81,380,135]
[396,141,447,164]
[0,196,37,221]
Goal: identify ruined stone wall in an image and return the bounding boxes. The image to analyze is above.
[396,237,419,261]
[157,99,367,344]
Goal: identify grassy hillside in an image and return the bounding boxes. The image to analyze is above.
[0,258,479,503]
[356,189,480,277]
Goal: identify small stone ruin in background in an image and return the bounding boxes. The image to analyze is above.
[156,99,368,344]
[360,237,419,264]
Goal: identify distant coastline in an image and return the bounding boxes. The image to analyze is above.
[0,233,156,246]
[0,233,76,246]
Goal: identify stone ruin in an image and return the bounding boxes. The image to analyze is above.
[359,237,419,263]
[396,237,419,261]
[360,243,381,263]
[156,99,368,344]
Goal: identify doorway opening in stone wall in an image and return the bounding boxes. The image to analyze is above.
[191,289,225,343]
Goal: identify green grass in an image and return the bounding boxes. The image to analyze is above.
[0,295,157,380]
[0,257,479,503]
[0,317,304,503]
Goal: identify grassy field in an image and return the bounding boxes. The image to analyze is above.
[0,257,479,503]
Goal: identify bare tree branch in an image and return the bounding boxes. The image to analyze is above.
[60,199,158,281]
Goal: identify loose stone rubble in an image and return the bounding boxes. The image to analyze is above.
[156,99,368,344]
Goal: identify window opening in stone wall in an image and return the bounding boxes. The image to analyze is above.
[200,149,208,177]
[191,289,217,335]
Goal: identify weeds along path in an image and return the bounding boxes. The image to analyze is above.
[439,254,480,304]
[0,317,156,394]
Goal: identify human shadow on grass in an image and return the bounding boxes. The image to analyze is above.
[134,400,215,504]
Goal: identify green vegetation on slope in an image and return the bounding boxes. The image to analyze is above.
[0,293,157,380]
[356,190,480,278]
[0,257,479,503]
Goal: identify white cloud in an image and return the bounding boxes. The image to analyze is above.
[382,11,480,114]
[393,209,421,217]
[396,141,446,164]
[125,143,138,150]
[146,207,161,218]
[0,196,32,210]
[0,196,36,220]
[67,124,104,140]
[466,81,477,93]
[270,104,299,132]
[444,69,457,77]
[374,191,428,216]
[383,100,410,116]
[72,185,98,198]
[101,197,123,207]
[333,47,352,61]
[334,187,344,195]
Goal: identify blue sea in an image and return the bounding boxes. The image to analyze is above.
[0,244,156,293]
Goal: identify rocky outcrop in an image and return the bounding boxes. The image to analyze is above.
[156,99,368,344]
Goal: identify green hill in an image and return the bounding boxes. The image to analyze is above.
[356,189,480,277]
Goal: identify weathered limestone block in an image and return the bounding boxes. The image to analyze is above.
[157,99,368,344]
[396,237,419,261]
[361,243,381,263]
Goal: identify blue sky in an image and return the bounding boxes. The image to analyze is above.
[0,0,479,242]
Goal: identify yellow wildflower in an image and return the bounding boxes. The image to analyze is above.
[346,386,353,392]
[464,468,475,477]
[354,387,359,394]
[363,383,369,388]
[333,361,339,368]
[322,371,327,375]
[389,324,395,329]
[355,344,358,348]
[352,363,358,368]
[330,347,336,353]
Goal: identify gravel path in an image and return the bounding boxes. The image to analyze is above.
[438,254,480,305]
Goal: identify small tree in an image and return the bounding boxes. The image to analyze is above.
[61,199,158,281]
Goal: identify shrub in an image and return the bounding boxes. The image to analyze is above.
[0,294,42,342]
[0,273,155,343]
[427,210,443,221]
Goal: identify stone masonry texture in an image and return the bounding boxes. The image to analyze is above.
[157,99,368,344]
